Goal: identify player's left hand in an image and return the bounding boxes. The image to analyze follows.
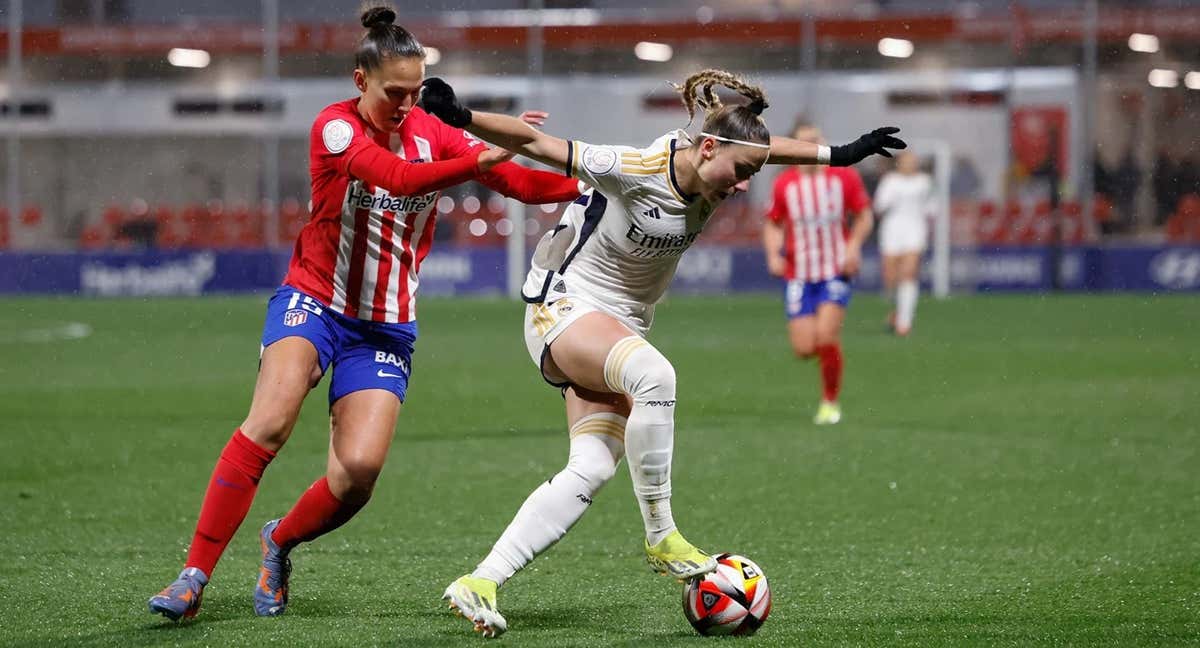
[419,78,473,128]
[830,127,906,166]
[842,245,863,276]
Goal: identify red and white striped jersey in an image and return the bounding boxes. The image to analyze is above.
[283,99,577,323]
[765,166,869,282]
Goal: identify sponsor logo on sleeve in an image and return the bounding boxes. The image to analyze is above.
[582,146,617,176]
[322,119,354,154]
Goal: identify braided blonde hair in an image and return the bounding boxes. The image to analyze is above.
[672,68,768,125]
[671,68,771,148]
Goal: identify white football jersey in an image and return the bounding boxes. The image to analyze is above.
[874,172,933,226]
[522,130,717,333]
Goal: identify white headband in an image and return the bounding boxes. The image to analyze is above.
[699,132,772,149]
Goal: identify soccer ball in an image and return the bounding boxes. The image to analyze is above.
[682,553,772,636]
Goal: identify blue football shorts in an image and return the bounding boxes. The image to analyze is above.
[784,276,853,319]
[260,285,417,406]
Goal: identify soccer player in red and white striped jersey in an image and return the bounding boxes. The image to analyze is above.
[287,96,550,322]
[147,6,581,622]
[763,120,874,425]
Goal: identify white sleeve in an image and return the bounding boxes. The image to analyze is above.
[567,140,642,196]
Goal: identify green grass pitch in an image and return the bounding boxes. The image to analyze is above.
[1,293,1197,646]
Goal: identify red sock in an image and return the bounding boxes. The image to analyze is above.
[185,429,276,577]
[270,477,366,550]
[815,343,843,402]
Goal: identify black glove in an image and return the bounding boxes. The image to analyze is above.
[829,127,906,166]
[418,77,472,128]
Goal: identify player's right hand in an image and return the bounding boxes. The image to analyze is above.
[419,78,473,128]
[476,146,516,173]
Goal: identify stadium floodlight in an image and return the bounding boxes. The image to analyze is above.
[1148,69,1179,88]
[635,42,673,62]
[1127,33,1159,53]
[878,38,914,59]
[167,48,211,69]
[1185,71,1200,90]
[425,47,441,66]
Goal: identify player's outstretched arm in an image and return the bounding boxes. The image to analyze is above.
[346,144,511,196]
[766,137,825,166]
[473,111,581,204]
[768,127,907,167]
[420,78,569,171]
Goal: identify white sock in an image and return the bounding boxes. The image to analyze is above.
[472,413,625,587]
[604,336,677,547]
[896,279,918,331]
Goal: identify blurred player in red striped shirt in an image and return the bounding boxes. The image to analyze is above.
[147,5,581,622]
[763,119,874,425]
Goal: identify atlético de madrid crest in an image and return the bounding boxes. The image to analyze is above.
[283,309,308,327]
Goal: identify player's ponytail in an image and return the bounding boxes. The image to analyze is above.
[355,4,426,72]
[673,69,770,148]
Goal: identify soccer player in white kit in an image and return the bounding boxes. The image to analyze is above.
[874,151,933,336]
[420,69,905,637]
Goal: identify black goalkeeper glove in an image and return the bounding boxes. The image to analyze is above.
[418,77,472,128]
[829,127,906,166]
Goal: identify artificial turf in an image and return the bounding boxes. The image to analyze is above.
[1,293,1197,646]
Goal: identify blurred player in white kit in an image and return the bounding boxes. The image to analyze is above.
[873,151,933,336]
